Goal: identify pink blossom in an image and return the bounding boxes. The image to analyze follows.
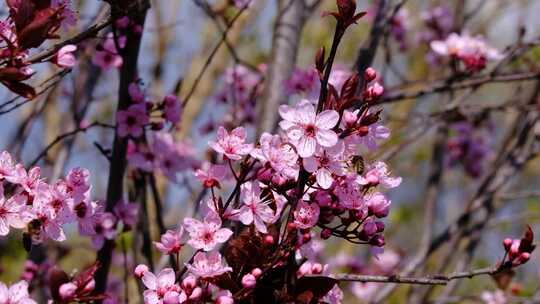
[293,200,320,229]
[186,251,232,278]
[128,83,145,103]
[154,227,184,255]
[90,212,117,249]
[66,167,91,202]
[365,192,391,218]
[31,185,67,242]
[183,212,233,251]
[53,45,77,68]
[0,151,16,181]
[0,280,36,304]
[284,67,318,95]
[356,122,390,151]
[141,268,183,304]
[430,33,502,71]
[152,133,198,182]
[303,144,345,189]
[117,104,149,138]
[279,100,339,158]
[250,133,299,180]
[163,95,182,125]
[322,285,343,304]
[334,176,366,211]
[92,34,125,70]
[0,185,32,236]
[351,282,378,302]
[113,200,139,229]
[357,161,402,189]
[232,182,275,233]
[481,290,507,304]
[209,126,253,160]
[194,162,227,188]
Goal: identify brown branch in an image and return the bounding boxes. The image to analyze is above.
[94,1,150,295]
[378,71,540,104]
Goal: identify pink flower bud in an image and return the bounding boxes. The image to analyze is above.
[264,235,274,245]
[321,228,332,240]
[364,67,377,82]
[503,238,513,251]
[311,263,323,274]
[241,273,257,288]
[82,279,95,293]
[182,275,197,291]
[189,287,202,300]
[59,282,77,300]
[134,264,149,278]
[251,268,262,278]
[216,295,234,304]
[297,262,312,277]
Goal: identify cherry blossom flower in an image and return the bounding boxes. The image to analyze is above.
[92,34,125,70]
[232,182,275,233]
[141,268,184,304]
[194,162,227,188]
[209,126,253,160]
[0,151,15,181]
[154,227,184,255]
[89,212,117,249]
[357,161,402,189]
[31,185,67,242]
[66,167,91,202]
[0,280,37,304]
[284,67,318,95]
[355,122,390,151]
[250,133,299,180]
[113,200,139,230]
[481,290,507,304]
[183,212,233,251]
[53,45,77,68]
[303,144,345,189]
[117,104,149,138]
[0,186,32,236]
[163,95,182,125]
[430,33,503,71]
[279,100,339,158]
[186,251,232,278]
[334,175,366,211]
[364,192,391,218]
[293,200,320,229]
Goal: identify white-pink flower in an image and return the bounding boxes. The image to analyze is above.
[0,280,37,304]
[117,103,149,138]
[293,200,320,229]
[154,227,184,255]
[356,123,390,151]
[186,251,232,278]
[0,185,33,236]
[279,100,339,158]
[232,182,275,233]
[141,268,184,304]
[183,212,233,251]
[194,162,227,188]
[250,133,299,180]
[53,44,77,68]
[365,192,391,218]
[303,144,345,189]
[209,126,253,160]
[357,161,401,189]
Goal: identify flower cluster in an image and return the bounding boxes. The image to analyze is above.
[0,151,135,249]
[502,226,535,267]
[431,32,503,72]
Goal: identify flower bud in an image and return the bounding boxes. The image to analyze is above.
[59,282,77,300]
[311,263,323,274]
[82,279,95,293]
[181,275,197,291]
[189,287,202,300]
[321,228,332,240]
[364,67,377,82]
[251,268,263,278]
[264,235,274,245]
[134,264,149,278]
[216,295,234,304]
[503,238,513,251]
[297,262,312,277]
[242,273,257,288]
[369,235,385,247]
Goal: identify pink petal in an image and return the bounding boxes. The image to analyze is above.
[315,110,339,129]
[315,129,338,147]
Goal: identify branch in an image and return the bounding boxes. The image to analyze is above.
[256,0,307,134]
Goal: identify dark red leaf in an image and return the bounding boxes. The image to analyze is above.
[1,80,36,99]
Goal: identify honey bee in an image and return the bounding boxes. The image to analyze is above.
[348,155,365,175]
